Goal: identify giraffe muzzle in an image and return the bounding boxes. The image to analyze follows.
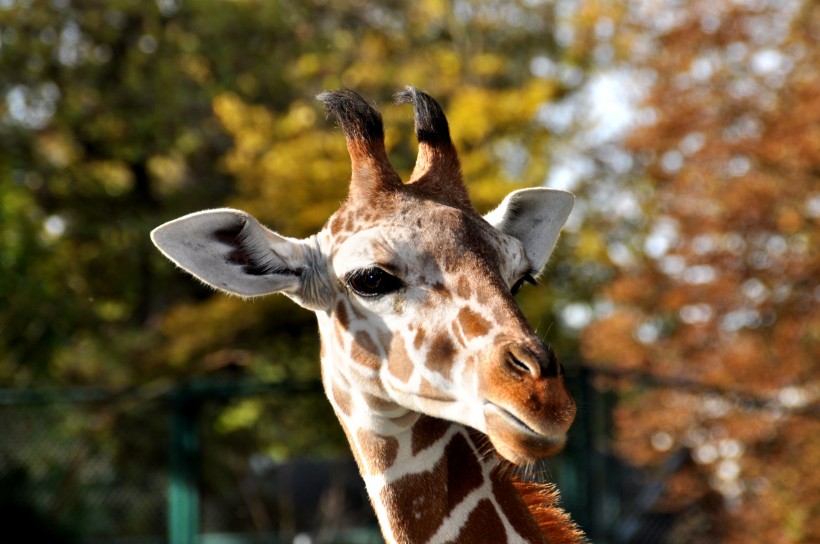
[479,340,576,464]
[483,403,568,463]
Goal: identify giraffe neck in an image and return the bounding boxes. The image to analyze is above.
[353,415,547,544]
[318,313,547,543]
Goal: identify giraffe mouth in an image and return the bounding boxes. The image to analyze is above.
[483,402,567,464]
[485,403,541,435]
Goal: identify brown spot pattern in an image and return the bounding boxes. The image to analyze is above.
[450,499,508,544]
[351,331,381,369]
[361,392,396,412]
[328,213,345,236]
[411,416,450,456]
[430,282,451,301]
[356,429,399,476]
[333,322,345,351]
[456,276,472,300]
[456,306,492,340]
[428,334,456,376]
[382,432,484,543]
[444,433,485,510]
[491,470,546,541]
[330,378,352,417]
[336,300,350,330]
[413,327,426,350]
[388,337,414,383]
[382,458,447,543]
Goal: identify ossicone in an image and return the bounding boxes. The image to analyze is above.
[316,87,472,210]
[317,89,386,144]
[395,86,471,210]
[317,89,402,199]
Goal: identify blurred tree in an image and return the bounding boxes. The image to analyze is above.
[13,0,815,541]
[580,0,819,541]
[1,0,611,537]
[0,0,347,537]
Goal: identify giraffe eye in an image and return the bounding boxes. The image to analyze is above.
[511,274,537,295]
[346,267,404,297]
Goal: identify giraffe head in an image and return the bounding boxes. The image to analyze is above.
[151,88,576,465]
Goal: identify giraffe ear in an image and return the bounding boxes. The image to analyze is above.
[484,188,574,273]
[151,209,329,308]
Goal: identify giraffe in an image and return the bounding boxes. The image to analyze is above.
[151,87,585,543]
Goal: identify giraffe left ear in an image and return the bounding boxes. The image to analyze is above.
[151,209,330,309]
[484,188,574,273]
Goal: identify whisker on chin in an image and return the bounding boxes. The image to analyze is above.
[470,431,497,464]
[494,459,516,481]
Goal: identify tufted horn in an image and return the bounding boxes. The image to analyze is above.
[317,89,402,200]
[395,86,472,210]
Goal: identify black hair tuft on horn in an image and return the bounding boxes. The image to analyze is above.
[394,86,452,146]
[316,89,384,142]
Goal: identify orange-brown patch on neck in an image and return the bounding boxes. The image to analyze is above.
[329,376,353,418]
[454,499,510,544]
[410,416,450,455]
[380,431,484,543]
[381,463,447,543]
[443,432,485,509]
[356,428,399,476]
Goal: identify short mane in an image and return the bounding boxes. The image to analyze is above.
[513,479,588,544]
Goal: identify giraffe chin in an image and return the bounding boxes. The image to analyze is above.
[483,403,567,465]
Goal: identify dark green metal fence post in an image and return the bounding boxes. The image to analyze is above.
[169,388,200,544]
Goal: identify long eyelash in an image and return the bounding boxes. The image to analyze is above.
[345,267,404,297]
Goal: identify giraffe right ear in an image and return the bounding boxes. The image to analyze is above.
[151,209,329,308]
[484,188,574,274]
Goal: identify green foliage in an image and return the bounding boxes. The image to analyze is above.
[0,0,611,537]
[5,0,817,540]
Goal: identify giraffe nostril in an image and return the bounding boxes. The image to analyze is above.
[505,348,541,378]
[508,354,531,374]
[502,342,563,380]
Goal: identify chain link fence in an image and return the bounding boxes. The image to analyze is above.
[0,380,382,544]
[0,370,709,543]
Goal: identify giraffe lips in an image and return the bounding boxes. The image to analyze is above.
[483,403,567,464]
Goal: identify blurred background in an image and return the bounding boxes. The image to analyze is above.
[0,0,817,542]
